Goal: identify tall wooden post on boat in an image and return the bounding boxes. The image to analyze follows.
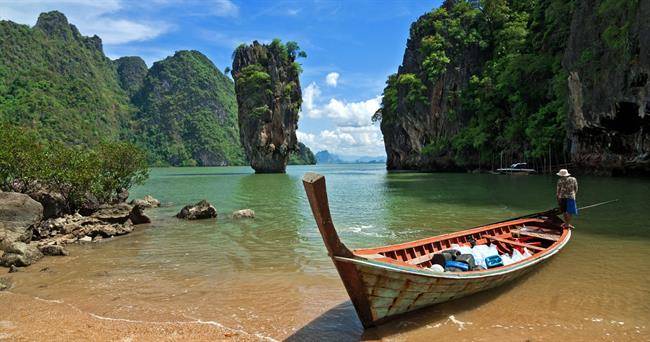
[302,172,375,327]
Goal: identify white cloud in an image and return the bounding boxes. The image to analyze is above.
[297,126,385,156]
[298,82,385,156]
[0,0,170,45]
[301,83,380,127]
[320,96,381,127]
[302,82,323,118]
[325,72,339,87]
[208,0,239,17]
[287,8,301,16]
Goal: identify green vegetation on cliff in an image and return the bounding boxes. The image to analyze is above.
[115,56,148,98]
[377,0,585,168]
[133,50,245,166]
[0,11,133,145]
[0,11,250,167]
[289,143,316,165]
[374,0,647,170]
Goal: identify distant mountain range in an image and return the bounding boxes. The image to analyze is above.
[315,150,386,164]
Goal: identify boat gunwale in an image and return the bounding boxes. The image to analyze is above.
[353,217,549,255]
[335,227,570,279]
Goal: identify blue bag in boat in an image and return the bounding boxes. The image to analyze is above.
[485,255,504,268]
[444,260,469,271]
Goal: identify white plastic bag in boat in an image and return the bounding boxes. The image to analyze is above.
[427,264,445,273]
[487,244,499,257]
[450,244,473,255]
[501,253,514,266]
[511,249,525,263]
[522,248,532,259]
[470,244,492,269]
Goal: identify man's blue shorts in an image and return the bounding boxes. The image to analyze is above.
[559,198,578,215]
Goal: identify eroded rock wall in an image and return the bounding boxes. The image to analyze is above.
[380,1,486,171]
[232,41,302,173]
[563,0,650,175]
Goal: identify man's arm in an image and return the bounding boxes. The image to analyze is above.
[556,180,561,198]
[574,178,578,195]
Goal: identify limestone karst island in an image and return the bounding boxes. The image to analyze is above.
[0,1,648,341]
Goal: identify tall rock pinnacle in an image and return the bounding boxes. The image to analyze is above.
[232,40,304,173]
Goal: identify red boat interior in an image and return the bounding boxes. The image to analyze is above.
[353,218,566,271]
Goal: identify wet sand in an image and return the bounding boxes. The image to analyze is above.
[0,290,265,341]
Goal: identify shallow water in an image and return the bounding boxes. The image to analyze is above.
[5,164,650,340]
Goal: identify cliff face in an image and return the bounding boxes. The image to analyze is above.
[232,40,303,173]
[380,0,649,175]
[379,1,486,171]
[563,0,650,175]
[133,50,245,166]
[114,56,148,98]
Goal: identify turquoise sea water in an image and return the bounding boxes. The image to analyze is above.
[9,164,650,340]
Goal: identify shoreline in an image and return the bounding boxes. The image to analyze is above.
[0,290,272,341]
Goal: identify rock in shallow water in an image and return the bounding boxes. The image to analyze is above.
[176,200,217,220]
[0,277,11,291]
[0,242,43,267]
[78,236,92,243]
[232,209,255,219]
[129,204,151,225]
[39,244,68,256]
[130,195,160,209]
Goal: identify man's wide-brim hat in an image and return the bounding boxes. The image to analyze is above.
[556,169,570,177]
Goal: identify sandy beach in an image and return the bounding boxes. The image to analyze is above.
[0,291,266,342]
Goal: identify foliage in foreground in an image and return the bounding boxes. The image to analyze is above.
[0,124,149,210]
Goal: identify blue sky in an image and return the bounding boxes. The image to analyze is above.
[0,0,442,157]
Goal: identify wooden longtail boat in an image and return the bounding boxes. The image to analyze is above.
[302,172,571,328]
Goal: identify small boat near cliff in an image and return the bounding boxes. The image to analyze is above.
[302,172,571,328]
[496,162,537,175]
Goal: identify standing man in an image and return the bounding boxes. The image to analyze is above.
[556,169,578,228]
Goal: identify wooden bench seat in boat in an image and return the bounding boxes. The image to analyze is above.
[484,235,545,251]
[510,228,560,241]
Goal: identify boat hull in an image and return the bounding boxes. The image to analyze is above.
[332,227,570,327]
[336,257,537,327]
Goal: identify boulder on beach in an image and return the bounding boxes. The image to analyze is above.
[0,241,43,267]
[39,244,69,256]
[130,195,160,209]
[176,200,217,220]
[90,203,133,224]
[232,209,255,219]
[34,212,135,246]
[89,203,150,225]
[79,236,92,243]
[0,192,43,250]
[0,277,11,291]
[27,188,68,219]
